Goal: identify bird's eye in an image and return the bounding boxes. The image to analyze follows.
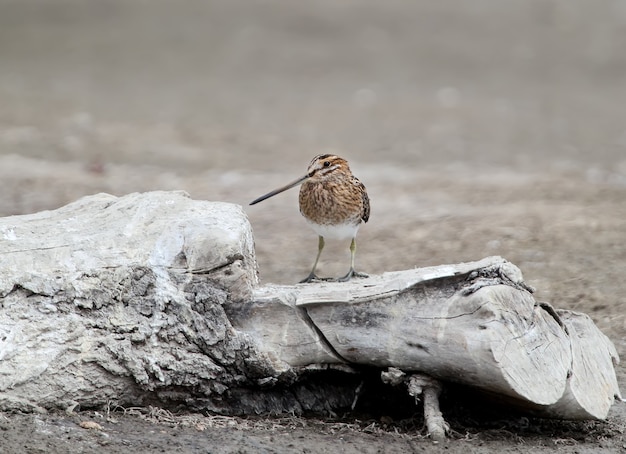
[323,161,331,167]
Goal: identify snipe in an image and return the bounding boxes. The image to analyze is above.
[250,154,370,283]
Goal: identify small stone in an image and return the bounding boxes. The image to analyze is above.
[79,421,103,430]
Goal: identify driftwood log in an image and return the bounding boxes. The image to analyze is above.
[0,191,621,437]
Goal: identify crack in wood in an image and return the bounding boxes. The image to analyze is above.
[190,254,245,275]
[296,306,352,365]
[3,244,72,254]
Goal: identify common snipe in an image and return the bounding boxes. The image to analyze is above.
[250,154,370,283]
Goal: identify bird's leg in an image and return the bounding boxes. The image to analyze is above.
[338,237,368,282]
[300,236,326,283]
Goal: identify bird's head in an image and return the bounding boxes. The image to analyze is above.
[305,154,350,181]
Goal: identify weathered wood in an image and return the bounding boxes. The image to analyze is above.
[381,369,449,441]
[0,191,621,423]
[541,310,621,419]
[236,259,615,415]
[0,191,265,413]
[408,374,448,442]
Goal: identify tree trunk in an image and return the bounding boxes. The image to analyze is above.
[0,191,621,423]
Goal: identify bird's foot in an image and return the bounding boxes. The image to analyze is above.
[299,273,332,284]
[337,268,369,282]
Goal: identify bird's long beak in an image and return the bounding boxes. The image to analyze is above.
[249,174,309,205]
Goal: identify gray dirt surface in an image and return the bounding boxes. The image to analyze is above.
[1,0,625,452]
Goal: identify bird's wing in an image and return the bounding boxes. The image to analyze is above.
[354,177,370,223]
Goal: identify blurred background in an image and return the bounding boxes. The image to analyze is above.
[2,1,626,177]
[1,0,625,339]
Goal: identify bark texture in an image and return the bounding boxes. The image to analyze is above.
[0,191,621,421]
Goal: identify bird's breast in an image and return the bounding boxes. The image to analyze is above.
[305,219,361,240]
[299,179,364,228]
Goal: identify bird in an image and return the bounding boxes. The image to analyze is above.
[250,154,370,283]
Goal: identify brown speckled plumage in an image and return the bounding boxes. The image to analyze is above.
[250,154,369,283]
[299,154,369,227]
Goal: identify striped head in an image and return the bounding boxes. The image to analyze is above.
[305,154,352,181]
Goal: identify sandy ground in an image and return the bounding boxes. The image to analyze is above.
[1,0,626,452]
